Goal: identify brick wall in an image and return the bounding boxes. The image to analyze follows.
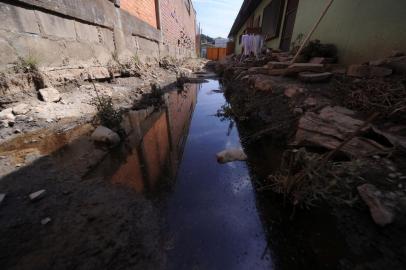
[160,0,196,52]
[121,0,158,28]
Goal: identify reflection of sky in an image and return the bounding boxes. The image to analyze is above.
[192,0,244,38]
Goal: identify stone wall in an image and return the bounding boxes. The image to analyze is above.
[0,0,196,71]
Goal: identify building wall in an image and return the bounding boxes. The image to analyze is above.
[234,0,406,64]
[121,0,158,28]
[292,0,406,64]
[160,0,196,58]
[0,0,196,71]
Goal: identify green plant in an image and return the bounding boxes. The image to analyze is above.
[90,81,123,131]
[14,55,39,73]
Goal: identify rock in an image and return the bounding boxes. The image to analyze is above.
[41,217,52,225]
[284,86,304,98]
[0,193,5,205]
[298,72,333,82]
[91,126,121,145]
[390,50,404,57]
[267,61,290,69]
[12,103,30,115]
[347,65,392,78]
[357,184,395,226]
[293,108,304,115]
[216,148,247,164]
[388,173,397,179]
[293,106,392,157]
[0,108,15,121]
[39,87,61,103]
[29,189,46,202]
[285,63,324,75]
[248,67,269,75]
[253,75,273,92]
[304,97,317,107]
[14,129,22,134]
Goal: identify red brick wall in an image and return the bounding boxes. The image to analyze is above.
[160,0,196,51]
[121,0,158,28]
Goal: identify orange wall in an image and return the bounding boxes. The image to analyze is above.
[121,0,158,28]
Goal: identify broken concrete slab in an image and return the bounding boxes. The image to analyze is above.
[357,184,395,226]
[39,87,61,103]
[309,57,335,64]
[285,63,324,75]
[216,148,247,164]
[293,106,392,157]
[12,103,30,115]
[91,126,121,145]
[29,190,46,202]
[298,72,333,83]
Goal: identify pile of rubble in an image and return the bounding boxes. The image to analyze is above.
[215,49,406,227]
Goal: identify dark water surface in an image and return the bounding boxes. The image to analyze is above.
[163,80,272,270]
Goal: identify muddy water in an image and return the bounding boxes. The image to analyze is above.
[162,80,272,269]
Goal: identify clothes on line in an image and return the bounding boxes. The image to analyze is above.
[241,34,264,56]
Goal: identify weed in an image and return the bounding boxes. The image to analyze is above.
[14,55,39,73]
[90,81,124,131]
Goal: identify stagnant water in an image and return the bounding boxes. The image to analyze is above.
[86,78,344,269]
[163,80,272,269]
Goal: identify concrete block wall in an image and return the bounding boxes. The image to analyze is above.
[0,0,196,71]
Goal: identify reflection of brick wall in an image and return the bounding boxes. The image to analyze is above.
[121,0,157,28]
[160,0,196,50]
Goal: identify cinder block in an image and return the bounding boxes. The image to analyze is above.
[35,10,76,39]
[0,3,40,34]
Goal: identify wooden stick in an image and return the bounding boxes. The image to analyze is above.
[291,0,335,64]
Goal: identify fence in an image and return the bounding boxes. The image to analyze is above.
[206,48,227,61]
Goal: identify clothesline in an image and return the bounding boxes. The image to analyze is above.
[241,34,264,59]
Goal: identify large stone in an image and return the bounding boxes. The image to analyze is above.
[357,184,395,226]
[285,63,324,75]
[35,10,76,39]
[0,108,15,121]
[216,149,247,164]
[29,189,46,202]
[12,103,30,115]
[284,85,304,98]
[39,87,61,103]
[298,72,333,83]
[91,126,121,145]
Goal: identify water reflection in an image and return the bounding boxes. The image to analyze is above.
[91,84,199,193]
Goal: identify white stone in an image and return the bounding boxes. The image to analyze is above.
[12,103,30,115]
[29,189,46,202]
[91,126,120,145]
[39,87,61,103]
[41,217,52,225]
[216,148,247,164]
[0,108,15,121]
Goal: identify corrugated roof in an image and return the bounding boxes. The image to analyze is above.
[228,0,262,37]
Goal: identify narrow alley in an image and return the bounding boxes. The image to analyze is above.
[0,1,406,270]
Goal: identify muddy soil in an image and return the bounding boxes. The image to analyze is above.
[216,58,406,269]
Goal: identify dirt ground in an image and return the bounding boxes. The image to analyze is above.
[0,57,207,270]
[215,54,406,269]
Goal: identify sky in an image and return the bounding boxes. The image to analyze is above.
[192,0,244,38]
